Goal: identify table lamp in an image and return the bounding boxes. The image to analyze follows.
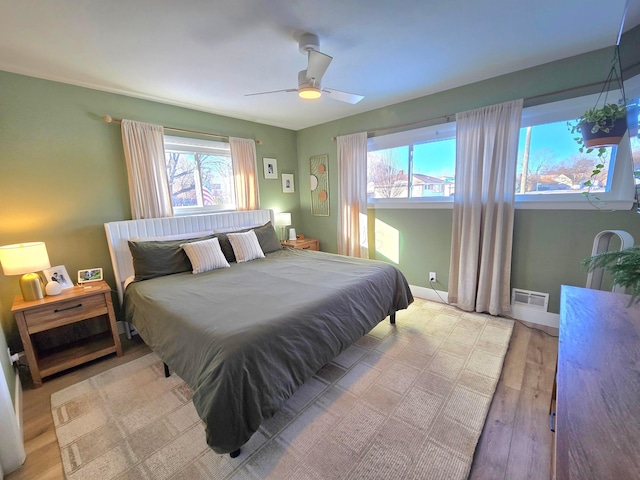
[0,242,51,301]
[274,212,292,242]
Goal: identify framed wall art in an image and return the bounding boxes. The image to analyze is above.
[282,174,295,193]
[310,154,329,216]
[263,158,278,179]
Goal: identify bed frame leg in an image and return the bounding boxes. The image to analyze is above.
[390,313,396,324]
[230,448,241,458]
[163,363,170,378]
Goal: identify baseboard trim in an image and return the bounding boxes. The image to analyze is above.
[409,284,560,328]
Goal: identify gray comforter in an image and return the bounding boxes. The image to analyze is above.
[124,248,413,453]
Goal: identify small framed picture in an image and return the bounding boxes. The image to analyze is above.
[78,268,103,284]
[43,265,74,289]
[263,158,278,179]
[282,173,295,193]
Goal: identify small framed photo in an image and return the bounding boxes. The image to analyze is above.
[263,158,278,179]
[43,265,74,289]
[282,173,295,193]
[78,268,103,284]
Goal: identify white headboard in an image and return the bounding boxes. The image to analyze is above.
[104,209,274,304]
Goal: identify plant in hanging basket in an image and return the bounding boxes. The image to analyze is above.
[569,103,628,149]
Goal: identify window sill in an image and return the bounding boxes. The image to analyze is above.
[368,197,636,211]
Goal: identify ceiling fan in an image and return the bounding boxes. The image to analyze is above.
[245,33,364,104]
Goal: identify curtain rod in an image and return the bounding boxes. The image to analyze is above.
[102,115,262,145]
[332,60,640,141]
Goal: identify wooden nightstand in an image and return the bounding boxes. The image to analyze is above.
[11,280,122,387]
[281,237,320,251]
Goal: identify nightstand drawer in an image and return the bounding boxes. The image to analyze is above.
[24,294,108,333]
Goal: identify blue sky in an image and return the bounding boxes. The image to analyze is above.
[412,120,598,178]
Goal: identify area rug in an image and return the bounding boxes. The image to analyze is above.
[51,299,513,480]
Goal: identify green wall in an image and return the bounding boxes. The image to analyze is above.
[0,71,298,354]
[296,27,640,314]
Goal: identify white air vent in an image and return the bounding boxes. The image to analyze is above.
[511,288,549,311]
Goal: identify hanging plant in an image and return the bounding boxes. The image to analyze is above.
[569,103,627,148]
[568,46,628,150]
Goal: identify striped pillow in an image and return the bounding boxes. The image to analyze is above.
[181,237,230,273]
[227,230,265,263]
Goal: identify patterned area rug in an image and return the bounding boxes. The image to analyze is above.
[51,299,513,480]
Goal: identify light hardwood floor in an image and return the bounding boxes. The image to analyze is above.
[6,314,558,480]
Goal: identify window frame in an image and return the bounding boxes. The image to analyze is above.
[164,135,236,216]
[368,92,636,211]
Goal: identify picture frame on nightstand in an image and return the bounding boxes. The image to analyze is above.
[42,265,74,289]
[78,267,103,284]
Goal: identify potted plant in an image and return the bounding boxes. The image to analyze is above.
[569,103,628,149]
[582,245,640,304]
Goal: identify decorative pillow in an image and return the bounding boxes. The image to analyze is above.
[227,230,265,263]
[252,221,282,253]
[128,235,213,281]
[181,237,230,273]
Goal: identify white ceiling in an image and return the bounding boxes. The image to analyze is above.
[1,1,638,131]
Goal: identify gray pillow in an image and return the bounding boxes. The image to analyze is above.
[128,235,214,281]
[217,221,282,262]
[252,221,282,254]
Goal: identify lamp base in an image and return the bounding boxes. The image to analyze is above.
[19,273,45,301]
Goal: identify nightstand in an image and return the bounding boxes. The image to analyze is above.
[11,280,122,387]
[281,237,320,251]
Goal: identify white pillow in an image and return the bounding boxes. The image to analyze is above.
[181,237,230,273]
[131,230,213,242]
[227,230,265,263]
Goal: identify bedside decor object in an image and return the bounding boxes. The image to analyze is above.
[310,154,329,216]
[263,157,278,179]
[288,227,297,241]
[274,212,292,241]
[0,242,51,301]
[282,173,295,193]
[45,281,62,296]
[43,265,74,290]
[78,267,103,284]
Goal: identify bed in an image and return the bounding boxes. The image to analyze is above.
[104,209,413,455]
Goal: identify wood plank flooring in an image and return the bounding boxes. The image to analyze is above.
[6,311,558,480]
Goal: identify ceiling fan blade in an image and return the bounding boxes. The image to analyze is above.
[323,88,364,104]
[245,88,297,97]
[307,50,332,81]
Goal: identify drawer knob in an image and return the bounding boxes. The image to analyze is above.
[54,303,83,313]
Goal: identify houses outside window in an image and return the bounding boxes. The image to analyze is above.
[164,136,236,214]
[367,91,636,210]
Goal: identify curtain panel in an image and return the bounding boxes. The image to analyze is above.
[121,119,174,219]
[229,137,259,211]
[448,99,523,315]
[337,132,369,258]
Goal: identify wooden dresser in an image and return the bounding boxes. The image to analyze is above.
[555,285,640,479]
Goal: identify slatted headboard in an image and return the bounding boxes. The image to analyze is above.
[104,209,274,304]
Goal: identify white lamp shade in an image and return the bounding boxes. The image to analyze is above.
[0,242,51,275]
[275,212,292,227]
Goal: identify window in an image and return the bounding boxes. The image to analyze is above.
[367,122,456,200]
[367,91,636,209]
[164,136,235,214]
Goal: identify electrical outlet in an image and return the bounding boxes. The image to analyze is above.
[429,271,437,282]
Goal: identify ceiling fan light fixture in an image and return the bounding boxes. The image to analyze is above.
[298,86,321,100]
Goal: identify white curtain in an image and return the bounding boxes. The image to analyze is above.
[337,132,369,258]
[448,99,523,315]
[121,119,173,219]
[229,137,259,211]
